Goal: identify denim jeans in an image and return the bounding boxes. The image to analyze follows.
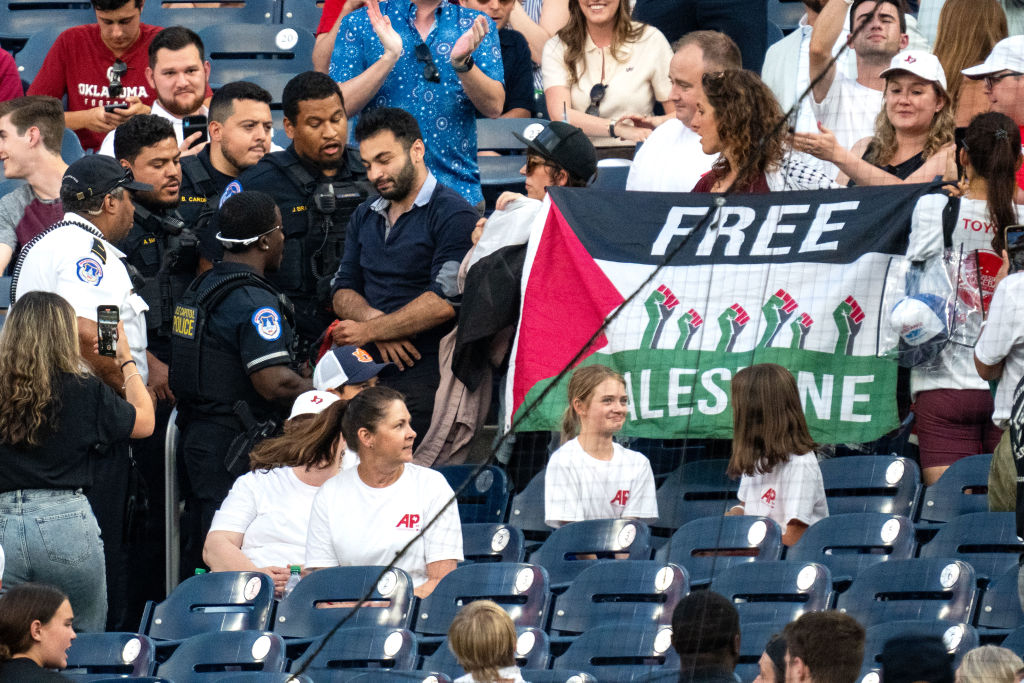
[0,489,107,632]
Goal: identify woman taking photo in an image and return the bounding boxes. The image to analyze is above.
[689,69,837,193]
[0,583,76,682]
[793,51,956,186]
[305,386,462,598]
[0,292,153,633]
[541,0,673,146]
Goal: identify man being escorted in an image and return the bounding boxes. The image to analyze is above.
[331,107,476,445]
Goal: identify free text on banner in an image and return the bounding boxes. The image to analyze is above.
[506,183,938,444]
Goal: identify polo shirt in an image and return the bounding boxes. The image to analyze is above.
[330,172,475,351]
[329,0,504,206]
[477,27,534,117]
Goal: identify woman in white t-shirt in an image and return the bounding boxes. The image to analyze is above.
[904,112,1022,485]
[726,364,827,546]
[203,394,350,596]
[305,386,463,598]
[544,364,658,528]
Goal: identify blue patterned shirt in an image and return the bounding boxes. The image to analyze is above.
[330,0,504,206]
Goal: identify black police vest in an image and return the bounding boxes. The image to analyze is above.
[178,154,220,234]
[264,149,373,304]
[169,268,292,415]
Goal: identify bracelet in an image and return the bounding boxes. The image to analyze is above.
[120,359,136,371]
[122,372,142,390]
[609,120,617,138]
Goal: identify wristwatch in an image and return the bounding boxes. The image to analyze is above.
[609,120,617,138]
[453,54,474,73]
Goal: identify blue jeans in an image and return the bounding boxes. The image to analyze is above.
[0,489,107,632]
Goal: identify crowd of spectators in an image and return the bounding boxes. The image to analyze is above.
[4,0,1024,673]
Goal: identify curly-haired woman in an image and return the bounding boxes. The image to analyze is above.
[0,292,153,633]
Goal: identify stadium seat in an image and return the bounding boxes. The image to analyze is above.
[655,515,783,586]
[414,562,549,642]
[461,523,526,564]
[507,468,550,545]
[199,24,314,86]
[653,459,738,531]
[12,26,63,86]
[420,627,550,678]
[709,561,834,627]
[735,621,786,683]
[627,438,707,480]
[591,161,630,190]
[919,512,1024,584]
[479,155,526,209]
[289,627,418,681]
[63,632,156,679]
[156,630,286,681]
[62,128,85,164]
[281,0,323,26]
[975,564,1024,637]
[219,675,314,682]
[477,118,547,154]
[274,566,415,640]
[245,72,291,108]
[548,561,688,642]
[519,672,597,683]
[140,571,275,643]
[1001,625,1024,659]
[836,558,978,628]
[529,519,653,589]
[861,620,977,671]
[346,673,452,683]
[917,454,992,525]
[553,622,679,682]
[0,1,92,53]
[818,455,921,517]
[438,464,511,523]
[141,0,278,30]
[767,0,805,33]
[786,513,917,585]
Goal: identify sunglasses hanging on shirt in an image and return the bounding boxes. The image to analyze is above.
[415,43,441,84]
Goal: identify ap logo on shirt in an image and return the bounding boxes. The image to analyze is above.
[761,488,777,509]
[396,514,421,530]
[251,307,281,341]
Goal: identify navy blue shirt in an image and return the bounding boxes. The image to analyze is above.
[331,174,476,350]
[479,27,534,117]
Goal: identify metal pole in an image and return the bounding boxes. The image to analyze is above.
[164,407,181,595]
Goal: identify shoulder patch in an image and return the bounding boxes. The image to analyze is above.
[219,179,243,208]
[90,238,107,264]
[251,306,282,341]
[76,257,104,285]
[172,304,198,339]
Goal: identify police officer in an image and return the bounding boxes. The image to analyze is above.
[170,190,312,573]
[177,81,274,269]
[230,71,372,357]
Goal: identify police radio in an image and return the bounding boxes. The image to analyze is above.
[135,204,187,237]
[313,182,338,215]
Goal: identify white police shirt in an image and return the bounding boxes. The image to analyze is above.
[14,212,150,382]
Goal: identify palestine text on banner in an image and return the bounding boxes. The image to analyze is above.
[505,183,937,444]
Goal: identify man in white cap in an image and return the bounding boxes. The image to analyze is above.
[962,35,1024,192]
[312,345,391,400]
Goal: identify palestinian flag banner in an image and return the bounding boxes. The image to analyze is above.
[506,184,936,444]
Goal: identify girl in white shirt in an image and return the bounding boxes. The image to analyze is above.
[726,364,828,546]
[544,364,658,528]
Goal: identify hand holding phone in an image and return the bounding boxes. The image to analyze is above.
[182,114,208,147]
[97,305,119,358]
[104,102,129,113]
[1005,225,1024,273]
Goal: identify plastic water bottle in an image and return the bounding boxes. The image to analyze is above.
[194,568,206,575]
[283,565,301,597]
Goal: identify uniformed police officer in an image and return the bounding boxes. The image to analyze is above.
[178,81,274,269]
[228,71,372,357]
[170,190,312,573]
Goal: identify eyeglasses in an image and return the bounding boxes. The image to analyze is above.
[585,83,606,117]
[525,155,559,174]
[984,72,1022,89]
[415,43,440,84]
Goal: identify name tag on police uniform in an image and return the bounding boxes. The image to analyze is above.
[172,304,198,339]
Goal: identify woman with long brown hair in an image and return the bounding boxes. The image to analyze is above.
[540,0,672,145]
[932,0,1008,126]
[0,291,153,633]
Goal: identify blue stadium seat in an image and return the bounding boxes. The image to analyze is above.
[141,0,278,30]
[819,455,921,517]
[12,26,63,86]
[289,627,418,681]
[627,438,707,481]
[529,519,653,589]
[655,515,783,587]
[156,631,286,681]
[975,564,1024,637]
[199,24,315,86]
[414,563,549,642]
[62,127,85,164]
[836,559,978,628]
[709,561,834,627]
[787,513,917,585]
[519,672,598,683]
[63,632,156,679]
[591,163,630,190]
[274,566,415,640]
[1001,625,1024,659]
[438,464,511,524]
[477,118,548,154]
[654,459,738,531]
[548,561,687,642]
[346,673,452,683]
[461,523,526,564]
[219,675,314,682]
[917,454,992,525]
[767,0,804,33]
[507,468,550,545]
[735,621,786,683]
[554,622,679,682]
[281,0,323,26]
[420,627,550,678]
[0,1,92,52]
[479,155,526,209]
[244,72,290,108]
[919,512,1024,584]
[861,621,977,671]
[140,571,275,643]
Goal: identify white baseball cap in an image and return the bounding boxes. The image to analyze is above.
[880,50,947,90]
[962,35,1024,78]
[288,390,340,420]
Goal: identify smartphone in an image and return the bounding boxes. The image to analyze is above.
[97,305,119,358]
[1007,225,1024,273]
[104,102,129,113]
[182,114,208,147]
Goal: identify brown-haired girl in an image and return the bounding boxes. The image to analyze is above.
[726,364,827,546]
[0,583,76,681]
[544,364,657,528]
